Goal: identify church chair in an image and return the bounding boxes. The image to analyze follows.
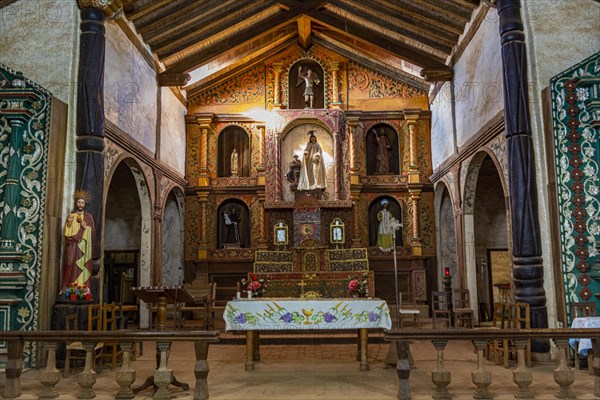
[398,292,420,328]
[570,301,597,318]
[431,291,451,329]
[101,302,124,370]
[178,282,212,329]
[208,282,227,330]
[63,309,104,377]
[452,289,475,328]
[570,301,597,371]
[495,302,531,368]
[487,302,506,363]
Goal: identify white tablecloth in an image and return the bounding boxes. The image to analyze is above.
[571,316,600,355]
[224,298,391,331]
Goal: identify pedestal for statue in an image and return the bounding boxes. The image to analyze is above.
[51,300,94,367]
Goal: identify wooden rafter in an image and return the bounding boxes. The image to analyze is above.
[297,15,313,49]
[306,9,448,69]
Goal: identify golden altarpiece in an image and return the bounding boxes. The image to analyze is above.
[184,45,433,304]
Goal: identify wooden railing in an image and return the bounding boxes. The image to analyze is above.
[0,330,219,400]
[385,327,600,400]
[1,327,598,399]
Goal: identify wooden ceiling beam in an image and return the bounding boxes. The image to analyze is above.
[0,0,18,9]
[128,0,200,29]
[396,0,473,24]
[151,0,275,57]
[164,9,308,74]
[373,0,466,36]
[352,0,461,41]
[297,15,313,50]
[137,0,239,37]
[123,0,173,21]
[329,0,456,51]
[307,9,448,67]
[186,35,298,96]
[451,0,481,9]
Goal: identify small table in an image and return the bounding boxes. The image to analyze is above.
[571,316,600,356]
[224,298,392,371]
[130,286,195,394]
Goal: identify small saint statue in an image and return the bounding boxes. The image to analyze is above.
[230,148,239,177]
[285,154,302,190]
[297,66,321,108]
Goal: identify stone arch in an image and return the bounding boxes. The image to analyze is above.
[104,156,153,328]
[217,124,250,177]
[434,181,458,291]
[161,187,185,286]
[462,150,510,323]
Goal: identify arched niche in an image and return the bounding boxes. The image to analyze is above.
[217,199,251,248]
[162,189,185,286]
[435,183,457,288]
[365,123,400,175]
[463,152,509,323]
[281,121,333,201]
[217,125,250,177]
[104,159,152,315]
[289,59,325,109]
[368,196,403,248]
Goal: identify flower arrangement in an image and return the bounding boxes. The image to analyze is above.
[63,282,92,301]
[348,272,370,298]
[241,273,268,297]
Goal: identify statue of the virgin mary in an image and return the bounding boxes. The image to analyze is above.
[297,131,326,191]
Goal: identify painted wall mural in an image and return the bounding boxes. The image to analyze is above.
[551,53,600,318]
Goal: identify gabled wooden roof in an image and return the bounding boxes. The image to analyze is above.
[125,0,479,94]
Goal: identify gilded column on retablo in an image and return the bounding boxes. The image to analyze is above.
[409,189,423,255]
[331,62,342,107]
[404,111,421,184]
[197,192,209,260]
[347,117,360,184]
[257,124,265,173]
[273,62,283,108]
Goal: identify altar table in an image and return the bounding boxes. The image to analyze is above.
[224,298,391,371]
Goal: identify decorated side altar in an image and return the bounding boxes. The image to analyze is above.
[224,298,391,371]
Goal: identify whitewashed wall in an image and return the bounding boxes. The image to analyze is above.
[430,82,455,169]
[160,87,187,175]
[524,0,600,90]
[0,0,79,104]
[104,21,157,153]
[0,0,81,238]
[453,9,504,148]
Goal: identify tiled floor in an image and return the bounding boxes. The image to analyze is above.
[9,332,598,400]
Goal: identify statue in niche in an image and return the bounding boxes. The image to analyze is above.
[297,66,321,108]
[230,148,239,177]
[223,207,241,246]
[376,199,395,252]
[372,127,392,174]
[297,131,326,191]
[285,154,302,190]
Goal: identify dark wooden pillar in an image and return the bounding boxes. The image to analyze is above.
[75,1,112,261]
[494,0,549,345]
